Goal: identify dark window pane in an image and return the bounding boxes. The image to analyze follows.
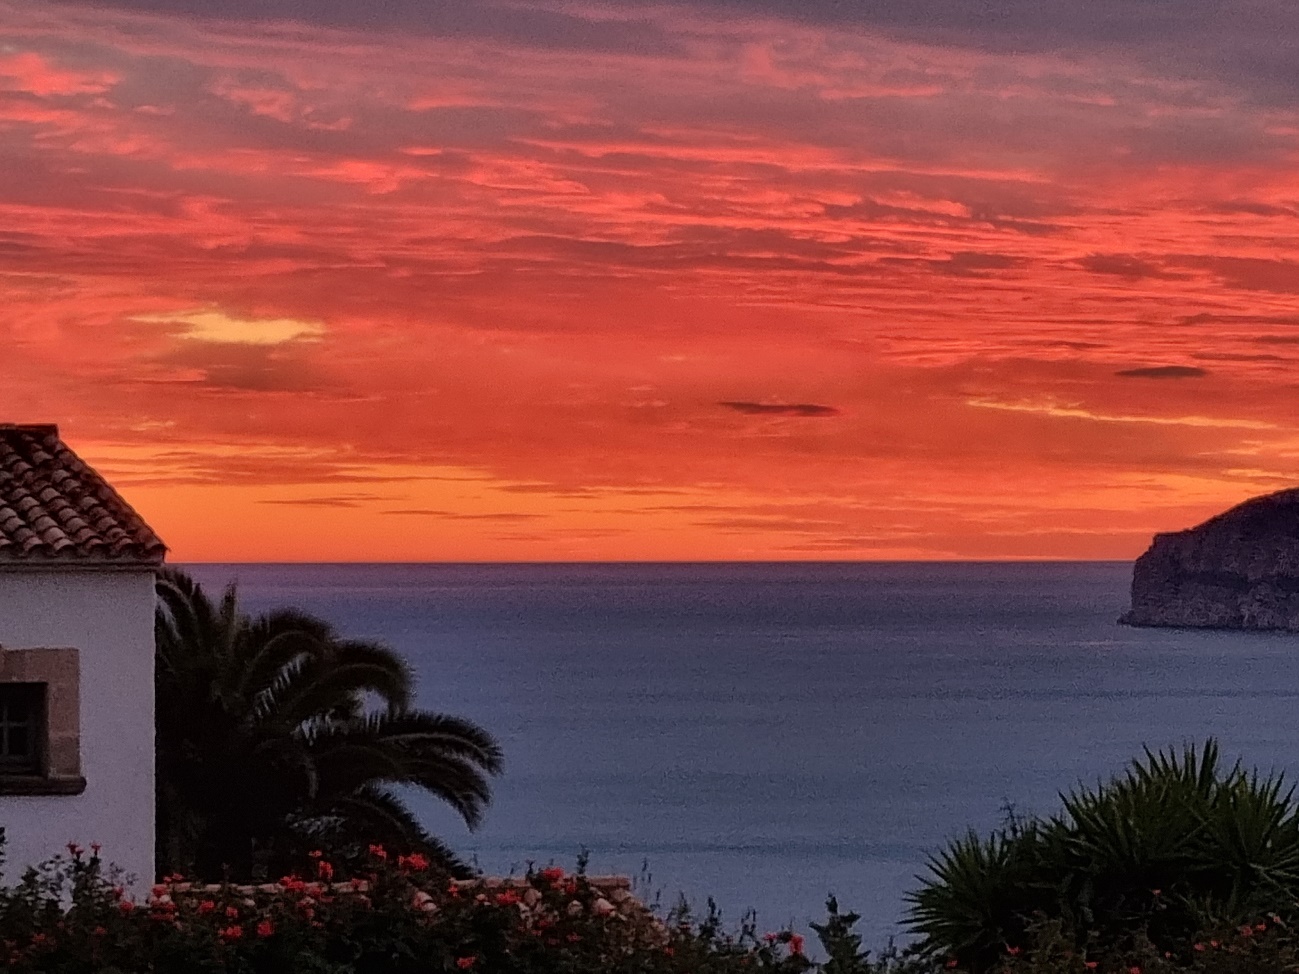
[7,726,28,757]
[0,685,44,773]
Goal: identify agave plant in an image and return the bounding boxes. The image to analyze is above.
[907,740,1299,970]
[905,824,1043,969]
[155,568,503,880]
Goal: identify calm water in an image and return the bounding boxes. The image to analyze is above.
[182,562,1299,944]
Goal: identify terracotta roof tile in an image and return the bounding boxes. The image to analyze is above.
[0,424,166,565]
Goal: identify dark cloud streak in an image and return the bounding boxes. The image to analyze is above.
[719,401,840,416]
[1114,365,1208,379]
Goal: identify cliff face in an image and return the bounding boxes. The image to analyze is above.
[1121,488,1299,630]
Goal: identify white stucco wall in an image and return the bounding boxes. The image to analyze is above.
[0,568,155,889]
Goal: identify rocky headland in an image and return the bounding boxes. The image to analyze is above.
[1121,487,1299,630]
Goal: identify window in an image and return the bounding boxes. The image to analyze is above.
[0,684,42,775]
[0,648,83,795]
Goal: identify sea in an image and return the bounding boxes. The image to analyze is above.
[182,561,1299,947]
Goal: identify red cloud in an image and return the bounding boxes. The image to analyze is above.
[0,51,118,97]
[1,0,1298,559]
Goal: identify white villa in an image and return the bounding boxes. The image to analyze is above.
[0,424,165,887]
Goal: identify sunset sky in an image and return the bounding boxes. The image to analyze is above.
[5,0,1299,561]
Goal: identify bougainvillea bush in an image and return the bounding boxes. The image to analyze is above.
[0,842,925,974]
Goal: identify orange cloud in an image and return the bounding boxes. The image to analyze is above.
[2,0,1299,559]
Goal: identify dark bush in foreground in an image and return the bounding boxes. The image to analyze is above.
[907,740,1299,972]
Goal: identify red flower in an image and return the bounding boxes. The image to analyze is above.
[219,925,244,942]
[368,844,388,860]
[1005,945,1021,956]
[308,850,323,859]
[317,860,335,881]
[456,956,477,969]
[226,906,240,919]
[539,866,564,883]
[90,842,101,856]
[495,890,520,906]
[92,927,107,937]
[118,900,135,914]
[198,900,216,915]
[945,961,958,970]
[1084,964,1097,971]
[66,843,83,858]
[257,920,274,938]
[789,933,805,955]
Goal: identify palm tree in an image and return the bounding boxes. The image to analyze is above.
[154,567,503,880]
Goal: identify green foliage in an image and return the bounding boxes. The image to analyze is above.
[810,897,932,974]
[154,568,503,881]
[0,845,838,974]
[907,740,1299,971]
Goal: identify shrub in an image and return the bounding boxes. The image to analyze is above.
[0,843,847,974]
[907,740,1299,972]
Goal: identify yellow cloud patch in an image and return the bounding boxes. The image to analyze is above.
[133,309,325,345]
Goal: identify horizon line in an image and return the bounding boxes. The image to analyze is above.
[171,557,1136,565]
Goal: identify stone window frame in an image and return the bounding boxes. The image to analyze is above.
[0,647,84,795]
